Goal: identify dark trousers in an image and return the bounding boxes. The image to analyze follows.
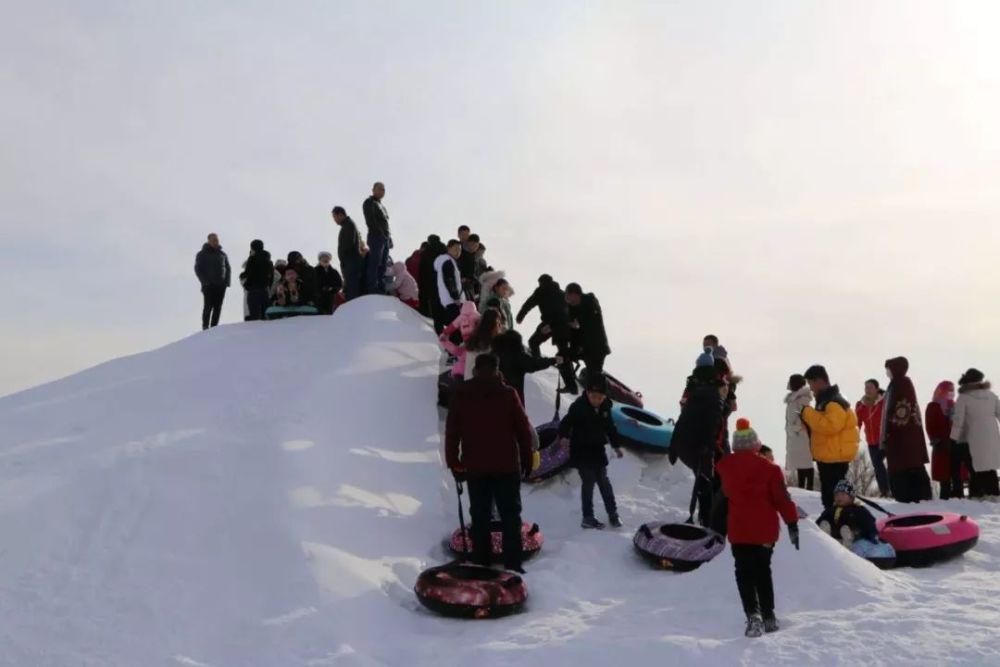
[971,469,1000,498]
[341,261,364,301]
[890,467,932,503]
[583,352,607,378]
[578,464,618,519]
[528,324,578,392]
[201,285,226,330]
[948,441,973,499]
[817,461,849,509]
[365,233,389,295]
[693,470,715,527]
[467,474,523,569]
[246,287,269,321]
[868,445,890,496]
[433,302,461,335]
[732,544,775,617]
[317,289,336,315]
[797,468,815,491]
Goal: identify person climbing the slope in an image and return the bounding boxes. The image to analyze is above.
[816,480,878,547]
[856,379,890,497]
[515,274,578,394]
[565,282,611,378]
[492,329,559,406]
[316,252,344,315]
[439,302,481,380]
[445,353,535,573]
[479,270,514,331]
[333,206,366,301]
[800,365,860,510]
[432,240,465,334]
[951,368,1000,497]
[558,373,623,529]
[784,374,814,490]
[461,308,504,381]
[926,380,962,499]
[194,233,231,330]
[243,239,273,322]
[716,419,799,638]
[362,181,392,295]
[882,357,931,503]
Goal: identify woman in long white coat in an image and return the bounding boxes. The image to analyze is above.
[785,374,815,489]
[951,368,1000,497]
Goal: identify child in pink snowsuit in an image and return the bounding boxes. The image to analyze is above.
[439,302,480,377]
[389,262,420,310]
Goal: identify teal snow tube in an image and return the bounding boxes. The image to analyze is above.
[611,403,673,453]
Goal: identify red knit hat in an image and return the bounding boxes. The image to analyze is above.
[736,417,751,432]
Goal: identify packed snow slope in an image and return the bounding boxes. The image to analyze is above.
[3,297,1000,666]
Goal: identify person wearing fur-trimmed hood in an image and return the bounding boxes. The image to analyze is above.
[951,368,1000,497]
[784,374,814,489]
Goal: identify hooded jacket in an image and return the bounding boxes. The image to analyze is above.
[195,244,231,288]
[881,357,929,473]
[492,330,557,404]
[558,394,620,468]
[951,381,1000,471]
[670,369,725,473]
[389,262,418,301]
[445,374,534,476]
[568,293,611,357]
[801,385,860,464]
[243,247,273,290]
[784,386,814,470]
[717,451,799,546]
[439,303,481,378]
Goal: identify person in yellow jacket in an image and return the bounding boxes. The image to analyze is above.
[801,365,860,509]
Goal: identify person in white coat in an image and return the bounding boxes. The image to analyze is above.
[951,368,1000,497]
[784,374,815,489]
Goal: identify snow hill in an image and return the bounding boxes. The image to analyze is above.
[2,297,1000,666]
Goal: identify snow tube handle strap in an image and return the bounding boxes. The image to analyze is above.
[640,524,654,540]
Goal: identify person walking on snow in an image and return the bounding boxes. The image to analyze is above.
[362,181,392,295]
[242,239,273,322]
[716,419,800,638]
[445,353,535,573]
[800,365,860,509]
[558,373,624,529]
[926,381,963,499]
[881,357,931,503]
[565,282,611,378]
[333,206,366,301]
[856,380,891,497]
[194,233,231,330]
[433,240,466,334]
[515,274,578,394]
[784,374,814,490]
[816,480,879,547]
[951,368,1000,497]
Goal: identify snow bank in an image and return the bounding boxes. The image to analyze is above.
[1,296,999,666]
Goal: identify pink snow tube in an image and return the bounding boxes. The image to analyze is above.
[877,512,979,567]
[448,521,544,561]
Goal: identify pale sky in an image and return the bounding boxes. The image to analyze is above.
[2,1,999,461]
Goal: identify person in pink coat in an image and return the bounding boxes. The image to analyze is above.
[439,302,481,378]
[389,261,419,310]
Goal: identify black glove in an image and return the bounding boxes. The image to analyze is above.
[788,523,800,551]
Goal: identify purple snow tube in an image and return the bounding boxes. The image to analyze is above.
[633,522,725,572]
[527,420,571,483]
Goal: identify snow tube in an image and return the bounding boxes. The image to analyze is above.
[448,521,543,561]
[579,369,644,408]
[850,538,897,570]
[265,305,319,319]
[877,512,979,567]
[611,404,674,453]
[633,522,725,571]
[414,563,527,619]
[527,421,571,482]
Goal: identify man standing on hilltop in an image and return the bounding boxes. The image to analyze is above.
[333,206,366,301]
[194,233,231,330]
[362,182,392,295]
[801,365,860,509]
[565,282,610,379]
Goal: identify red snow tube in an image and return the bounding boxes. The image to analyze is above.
[415,563,528,619]
[448,521,543,561]
[579,369,644,408]
[877,512,979,567]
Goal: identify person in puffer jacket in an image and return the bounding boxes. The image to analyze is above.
[716,419,800,639]
[816,479,878,547]
[439,302,481,379]
[800,365,860,509]
[388,261,419,310]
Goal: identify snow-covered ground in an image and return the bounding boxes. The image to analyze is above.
[1,296,999,666]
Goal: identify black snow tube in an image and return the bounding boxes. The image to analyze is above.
[633,522,726,572]
[414,563,528,619]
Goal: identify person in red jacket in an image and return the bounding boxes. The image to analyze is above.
[856,379,890,497]
[716,418,800,638]
[445,353,535,572]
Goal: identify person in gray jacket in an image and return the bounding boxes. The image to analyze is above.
[194,233,231,330]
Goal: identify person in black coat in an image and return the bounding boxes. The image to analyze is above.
[315,251,344,315]
[287,251,317,305]
[458,234,487,301]
[194,233,231,330]
[565,283,611,376]
[243,239,273,321]
[418,235,446,317]
[492,330,559,406]
[515,274,577,394]
[333,206,365,301]
[558,374,623,529]
[362,182,392,295]
[816,480,879,545]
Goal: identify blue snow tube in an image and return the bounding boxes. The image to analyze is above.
[851,538,897,570]
[266,305,319,319]
[611,403,674,453]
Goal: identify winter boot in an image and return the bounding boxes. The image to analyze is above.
[745,614,764,638]
[608,514,623,528]
[839,525,855,549]
[763,614,780,633]
[581,516,605,530]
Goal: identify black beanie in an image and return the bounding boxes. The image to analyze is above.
[250,239,264,252]
[960,368,985,385]
[538,274,553,285]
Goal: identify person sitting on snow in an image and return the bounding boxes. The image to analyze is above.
[273,268,306,307]
[558,373,624,530]
[816,480,879,548]
[315,252,344,315]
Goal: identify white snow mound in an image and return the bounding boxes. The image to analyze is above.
[2,296,1000,666]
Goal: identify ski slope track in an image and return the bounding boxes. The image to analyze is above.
[2,296,999,666]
